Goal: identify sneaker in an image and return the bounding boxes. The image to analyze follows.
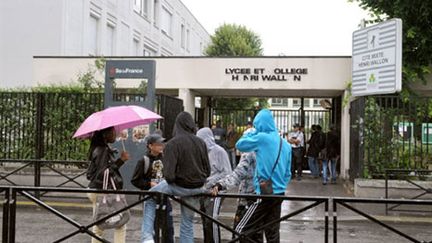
[296,176,302,181]
[331,179,337,184]
[322,181,327,185]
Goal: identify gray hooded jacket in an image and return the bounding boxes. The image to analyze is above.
[197,128,232,189]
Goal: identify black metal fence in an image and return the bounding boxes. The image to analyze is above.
[0,92,183,161]
[1,185,431,243]
[210,108,332,139]
[350,96,432,178]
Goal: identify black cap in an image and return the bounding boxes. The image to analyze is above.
[293,123,300,128]
[246,121,253,126]
[146,134,165,145]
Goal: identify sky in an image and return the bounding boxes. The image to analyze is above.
[181,0,371,56]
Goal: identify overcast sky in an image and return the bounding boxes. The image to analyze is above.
[181,0,371,56]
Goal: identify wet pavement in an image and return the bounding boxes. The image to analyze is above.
[1,175,432,242]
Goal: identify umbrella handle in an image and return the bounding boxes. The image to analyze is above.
[121,140,126,152]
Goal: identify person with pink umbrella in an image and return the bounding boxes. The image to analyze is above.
[86,126,130,243]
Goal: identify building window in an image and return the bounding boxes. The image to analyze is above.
[181,24,185,48]
[106,24,115,55]
[271,98,288,107]
[186,29,190,51]
[89,15,99,55]
[292,98,300,108]
[143,45,156,56]
[313,99,321,107]
[153,0,159,27]
[161,7,172,36]
[304,98,310,108]
[134,0,149,16]
[133,38,140,55]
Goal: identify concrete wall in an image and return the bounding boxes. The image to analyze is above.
[32,56,352,97]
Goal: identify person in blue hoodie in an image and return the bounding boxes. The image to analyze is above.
[234,109,292,243]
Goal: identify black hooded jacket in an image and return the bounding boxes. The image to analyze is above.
[163,112,211,188]
[86,145,125,189]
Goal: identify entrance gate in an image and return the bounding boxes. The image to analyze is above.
[207,108,333,139]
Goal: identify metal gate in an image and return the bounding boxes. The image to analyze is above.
[349,97,365,179]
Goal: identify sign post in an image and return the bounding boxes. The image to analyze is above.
[104,60,156,190]
[351,18,402,96]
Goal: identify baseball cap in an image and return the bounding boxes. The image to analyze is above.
[146,134,165,145]
[293,123,300,128]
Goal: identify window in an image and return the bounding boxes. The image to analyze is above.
[134,0,149,16]
[133,38,140,55]
[304,98,310,108]
[143,45,156,56]
[106,24,115,55]
[161,7,172,36]
[180,24,185,48]
[292,98,300,108]
[271,98,288,107]
[313,99,321,107]
[153,0,159,27]
[88,15,99,55]
[133,0,142,12]
[186,29,190,51]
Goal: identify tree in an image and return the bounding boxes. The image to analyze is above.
[350,0,432,96]
[205,23,263,56]
[205,24,268,111]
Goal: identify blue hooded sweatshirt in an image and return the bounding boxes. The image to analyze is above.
[236,109,292,195]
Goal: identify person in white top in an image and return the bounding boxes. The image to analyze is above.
[288,124,304,180]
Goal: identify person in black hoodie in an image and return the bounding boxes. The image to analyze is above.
[86,126,129,243]
[131,134,174,243]
[141,112,211,243]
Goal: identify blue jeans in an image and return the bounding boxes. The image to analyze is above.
[141,180,206,243]
[141,198,174,243]
[322,159,337,183]
[307,157,319,177]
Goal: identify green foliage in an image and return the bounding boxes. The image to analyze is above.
[0,92,104,160]
[75,58,106,92]
[350,0,432,90]
[205,24,263,56]
[0,58,107,160]
[362,96,432,178]
[205,24,267,110]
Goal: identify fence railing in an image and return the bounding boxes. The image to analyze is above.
[333,197,432,243]
[384,169,432,214]
[1,185,431,243]
[209,108,331,139]
[350,95,432,179]
[0,92,183,161]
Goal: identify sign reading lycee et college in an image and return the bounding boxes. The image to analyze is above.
[351,18,402,96]
[225,67,308,82]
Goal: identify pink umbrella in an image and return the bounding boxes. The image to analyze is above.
[73,105,163,139]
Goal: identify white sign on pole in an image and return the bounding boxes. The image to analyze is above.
[352,18,402,96]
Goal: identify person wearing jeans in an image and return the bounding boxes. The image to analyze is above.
[322,125,340,185]
[322,159,337,184]
[288,124,304,180]
[142,180,206,243]
[306,125,323,178]
[141,112,210,243]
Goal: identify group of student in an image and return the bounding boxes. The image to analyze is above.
[86,109,293,243]
[287,123,340,185]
